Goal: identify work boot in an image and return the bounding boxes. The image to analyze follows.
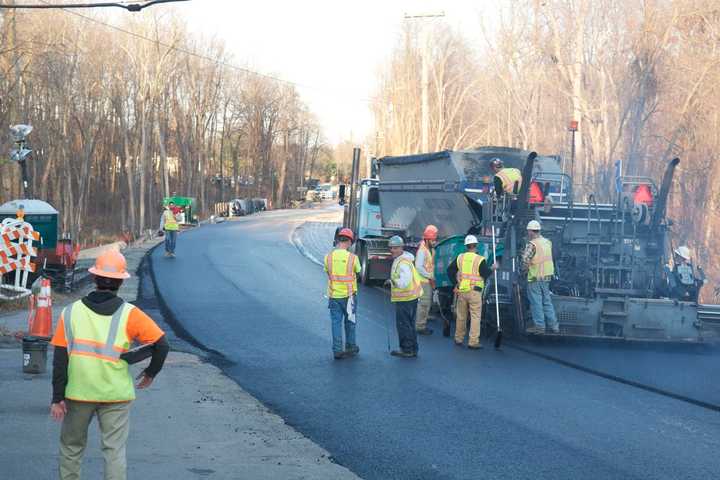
[345,345,360,357]
[454,340,464,347]
[164,251,170,257]
[526,326,543,335]
[417,327,433,336]
[550,326,560,334]
[468,343,483,350]
[333,351,348,360]
[442,322,451,337]
[390,350,417,358]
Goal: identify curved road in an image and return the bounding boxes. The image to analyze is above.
[151,208,720,480]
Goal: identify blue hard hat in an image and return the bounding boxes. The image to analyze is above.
[388,235,404,247]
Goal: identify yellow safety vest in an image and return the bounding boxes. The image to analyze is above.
[163,209,179,231]
[391,257,423,302]
[62,301,135,402]
[324,249,359,299]
[415,241,434,283]
[457,252,486,293]
[528,237,555,281]
[496,167,523,194]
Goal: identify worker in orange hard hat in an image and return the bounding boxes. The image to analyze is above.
[415,225,438,335]
[50,250,169,480]
[324,228,361,359]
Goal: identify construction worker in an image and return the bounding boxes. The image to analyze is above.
[388,235,423,358]
[159,201,179,257]
[324,228,361,360]
[415,224,438,335]
[50,250,169,480]
[490,158,523,196]
[447,235,493,349]
[521,220,560,334]
[667,246,705,302]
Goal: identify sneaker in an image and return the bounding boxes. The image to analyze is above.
[468,344,483,350]
[417,328,433,336]
[164,252,170,257]
[345,345,360,356]
[526,326,544,335]
[333,351,348,360]
[550,327,560,334]
[169,253,176,258]
[390,350,417,358]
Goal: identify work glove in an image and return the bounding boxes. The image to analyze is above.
[432,290,439,305]
[157,230,164,237]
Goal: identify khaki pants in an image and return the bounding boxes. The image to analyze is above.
[59,400,131,480]
[455,290,482,346]
[415,282,433,330]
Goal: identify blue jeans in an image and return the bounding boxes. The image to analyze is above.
[527,281,558,330]
[328,297,357,353]
[164,230,177,253]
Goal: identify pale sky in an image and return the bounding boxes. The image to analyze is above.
[164,0,489,145]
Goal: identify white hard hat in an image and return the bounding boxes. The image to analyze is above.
[674,246,691,260]
[464,235,478,246]
[527,220,542,231]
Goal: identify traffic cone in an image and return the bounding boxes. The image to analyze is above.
[27,277,52,339]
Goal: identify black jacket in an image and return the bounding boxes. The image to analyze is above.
[446,252,493,287]
[52,291,169,403]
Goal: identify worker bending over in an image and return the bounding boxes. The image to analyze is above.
[521,220,560,334]
[388,236,423,358]
[490,158,522,196]
[447,235,493,349]
[50,250,169,480]
[415,225,438,335]
[324,228,361,360]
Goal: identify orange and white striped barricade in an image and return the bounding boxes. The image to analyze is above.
[0,216,39,300]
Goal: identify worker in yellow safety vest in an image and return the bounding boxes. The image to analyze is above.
[388,235,423,358]
[490,158,523,196]
[415,225,438,335]
[448,235,493,349]
[324,227,361,360]
[159,201,180,258]
[521,220,560,334]
[50,250,169,480]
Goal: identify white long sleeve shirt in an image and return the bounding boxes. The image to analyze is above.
[391,252,416,289]
[415,245,433,280]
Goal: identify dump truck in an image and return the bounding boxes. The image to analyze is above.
[340,147,561,285]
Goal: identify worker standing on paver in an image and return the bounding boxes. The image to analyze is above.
[49,250,169,480]
[490,158,523,196]
[415,225,438,335]
[387,236,423,358]
[447,235,493,349]
[521,220,560,334]
[159,201,179,258]
[667,245,705,302]
[324,228,361,360]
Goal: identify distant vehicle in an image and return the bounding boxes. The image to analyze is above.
[317,183,335,200]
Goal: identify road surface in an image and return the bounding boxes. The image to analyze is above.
[151,207,720,480]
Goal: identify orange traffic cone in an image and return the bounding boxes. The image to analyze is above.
[28,277,52,339]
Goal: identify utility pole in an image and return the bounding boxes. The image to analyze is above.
[404,11,445,154]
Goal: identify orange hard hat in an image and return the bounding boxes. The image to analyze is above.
[423,225,438,240]
[89,250,131,280]
[338,228,354,241]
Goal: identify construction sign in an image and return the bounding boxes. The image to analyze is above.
[0,214,39,299]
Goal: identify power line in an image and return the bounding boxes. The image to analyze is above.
[32,0,376,105]
[0,0,190,12]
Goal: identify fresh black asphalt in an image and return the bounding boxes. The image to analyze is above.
[151,210,720,480]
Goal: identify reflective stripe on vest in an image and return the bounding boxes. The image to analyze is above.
[416,241,434,283]
[457,252,485,292]
[391,257,423,302]
[63,301,135,402]
[528,237,555,281]
[496,168,523,193]
[164,210,179,231]
[325,249,357,298]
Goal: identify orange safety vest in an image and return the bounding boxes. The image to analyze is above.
[457,252,486,293]
[496,167,523,194]
[528,237,554,281]
[324,249,358,298]
[415,241,434,283]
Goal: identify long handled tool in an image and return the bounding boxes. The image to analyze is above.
[492,224,503,349]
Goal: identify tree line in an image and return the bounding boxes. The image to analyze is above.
[0,10,324,244]
[373,0,720,299]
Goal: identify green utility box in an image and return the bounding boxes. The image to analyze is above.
[0,199,58,248]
